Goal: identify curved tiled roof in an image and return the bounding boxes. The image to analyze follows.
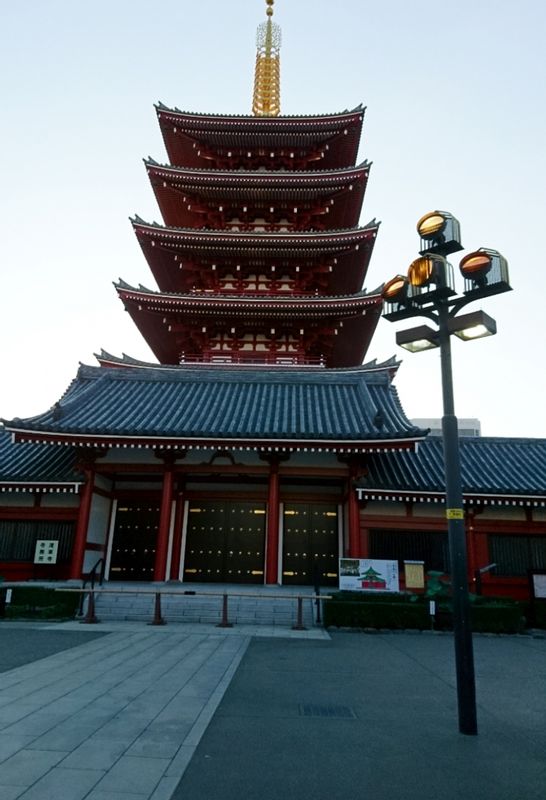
[94,350,401,376]
[2,365,425,452]
[155,102,365,122]
[0,425,81,490]
[359,436,546,502]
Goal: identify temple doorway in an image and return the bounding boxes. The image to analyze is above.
[183,500,266,583]
[282,502,339,587]
[108,503,159,581]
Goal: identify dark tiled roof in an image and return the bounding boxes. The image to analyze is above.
[360,437,546,499]
[2,364,425,449]
[0,425,81,487]
[154,102,365,123]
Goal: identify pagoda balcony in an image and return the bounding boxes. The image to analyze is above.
[178,352,326,368]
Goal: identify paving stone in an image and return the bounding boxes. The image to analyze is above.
[0,748,68,786]
[28,724,106,752]
[92,755,170,795]
[164,745,196,779]
[14,767,104,800]
[60,739,129,771]
[149,775,182,800]
[85,792,146,800]
[0,785,26,799]
[0,735,35,764]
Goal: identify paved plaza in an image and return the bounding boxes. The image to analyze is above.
[0,621,544,799]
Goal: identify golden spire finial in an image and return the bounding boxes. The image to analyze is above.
[252,0,281,117]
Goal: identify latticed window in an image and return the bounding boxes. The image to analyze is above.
[489,535,546,576]
[0,520,74,562]
[370,529,450,572]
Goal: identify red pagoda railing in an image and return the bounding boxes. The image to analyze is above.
[179,353,326,367]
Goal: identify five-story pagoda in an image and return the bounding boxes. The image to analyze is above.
[2,1,426,586]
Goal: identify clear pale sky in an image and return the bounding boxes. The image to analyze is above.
[1,0,545,438]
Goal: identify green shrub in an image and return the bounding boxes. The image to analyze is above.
[526,600,546,629]
[470,603,525,634]
[2,587,79,620]
[324,599,429,629]
[324,591,526,633]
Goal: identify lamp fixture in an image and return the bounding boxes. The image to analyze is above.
[448,310,497,341]
[417,210,463,257]
[395,324,439,352]
[382,275,408,302]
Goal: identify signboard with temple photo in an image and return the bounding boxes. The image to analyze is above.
[339,558,399,592]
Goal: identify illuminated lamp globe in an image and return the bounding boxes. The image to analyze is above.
[408,256,435,287]
[416,211,446,240]
[460,250,492,282]
[382,275,407,302]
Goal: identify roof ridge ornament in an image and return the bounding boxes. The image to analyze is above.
[252,0,281,117]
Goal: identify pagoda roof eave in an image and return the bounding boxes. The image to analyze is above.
[155,103,366,126]
[156,104,366,170]
[131,218,380,245]
[144,159,371,183]
[114,281,383,314]
[95,350,401,378]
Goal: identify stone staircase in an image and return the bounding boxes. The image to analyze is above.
[90,584,319,628]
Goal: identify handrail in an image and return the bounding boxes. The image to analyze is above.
[59,586,331,628]
[77,557,105,617]
[63,587,330,600]
[84,557,105,591]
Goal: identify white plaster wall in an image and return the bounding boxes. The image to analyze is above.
[412,505,446,518]
[41,494,80,508]
[114,481,163,491]
[87,494,111,546]
[0,494,35,507]
[82,492,112,573]
[361,501,407,517]
[478,507,526,521]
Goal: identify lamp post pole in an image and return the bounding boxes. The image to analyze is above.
[382,210,511,736]
[438,303,478,735]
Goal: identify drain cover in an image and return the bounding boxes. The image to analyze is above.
[299,704,356,719]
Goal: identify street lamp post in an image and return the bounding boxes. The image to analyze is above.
[382,211,511,736]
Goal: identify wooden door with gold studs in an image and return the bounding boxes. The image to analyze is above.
[109,504,159,581]
[282,503,339,586]
[183,501,266,583]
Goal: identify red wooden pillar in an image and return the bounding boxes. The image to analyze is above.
[265,460,280,584]
[465,510,477,584]
[154,460,174,582]
[70,467,95,580]
[360,526,370,558]
[347,477,361,558]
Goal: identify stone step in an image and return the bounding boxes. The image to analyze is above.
[92,590,318,627]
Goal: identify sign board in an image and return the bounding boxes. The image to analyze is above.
[532,573,546,599]
[34,540,59,565]
[404,560,425,589]
[339,558,399,593]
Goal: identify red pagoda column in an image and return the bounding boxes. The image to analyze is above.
[70,466,95,580]
[154,456,175,582]
[265,458,281,584]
